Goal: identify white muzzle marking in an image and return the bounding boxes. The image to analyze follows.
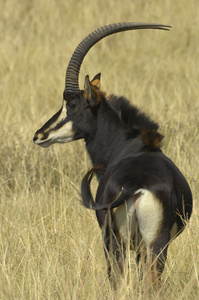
[34,120,74,148]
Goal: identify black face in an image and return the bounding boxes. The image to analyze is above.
[33,89,100,147]
[66,92,98,141]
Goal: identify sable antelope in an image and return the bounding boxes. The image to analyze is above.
[33,23,192,287]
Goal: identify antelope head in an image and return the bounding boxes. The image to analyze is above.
[33,73,102,148]
[33,23,171,148]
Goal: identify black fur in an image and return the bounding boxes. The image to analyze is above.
[75,92,193,284]
[34,85,192,285]
[33,22,187,287]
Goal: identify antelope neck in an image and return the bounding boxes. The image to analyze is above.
[85,100,143,169]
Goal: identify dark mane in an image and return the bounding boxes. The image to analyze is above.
[108,95,164,149]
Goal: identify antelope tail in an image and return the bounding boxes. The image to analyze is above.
[81,166,140,210]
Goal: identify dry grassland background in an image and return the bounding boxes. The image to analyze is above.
[0,0,199,299]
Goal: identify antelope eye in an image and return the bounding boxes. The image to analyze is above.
[67,102,76,109]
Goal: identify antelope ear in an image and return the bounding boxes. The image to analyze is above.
[84,75,101,107]
[91,73,101,89]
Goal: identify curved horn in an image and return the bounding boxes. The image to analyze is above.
[64,22,171,95]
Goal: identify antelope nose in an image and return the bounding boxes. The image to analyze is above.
[33,133,38,143]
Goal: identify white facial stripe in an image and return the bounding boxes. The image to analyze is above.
[34,101,74,148]
[43,102,68,134]
[48,120,74,143]
[34,120,74,148]
[60,100,67,117]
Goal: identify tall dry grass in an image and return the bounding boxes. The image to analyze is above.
[0,0,198,299]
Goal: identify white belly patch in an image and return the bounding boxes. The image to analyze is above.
[113,189,163,247]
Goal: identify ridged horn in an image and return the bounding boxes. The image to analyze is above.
[64,22,171,96]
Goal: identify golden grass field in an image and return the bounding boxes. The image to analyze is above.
[0,0,199,299]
